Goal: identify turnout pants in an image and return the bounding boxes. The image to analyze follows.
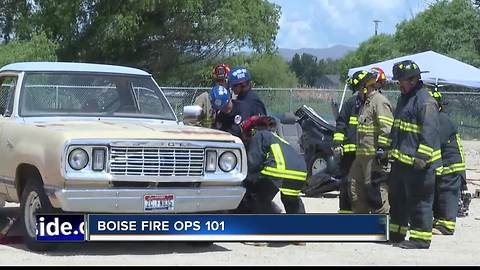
[349,155,390,214]
[389,161,435,244]
[339,153,355,213]
[433,172,463,233]
[242,174,306,214]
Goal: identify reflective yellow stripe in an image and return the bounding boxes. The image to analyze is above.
[409,230,432,241]
[338,210,353,214]
[349,116,359,125]
[260,169,307,181]
[263,166,307,178]
[271,144,286,170]
[428,150,442,163]
[394,119,421,133]
[389,224,408,235]
[437,162,466,175]
[417,144,434,156]
[436,219,455,230]
[279,188,301,196]
[378,135,392,146]
[343,144,357,152]
[358,124,375,134]
[389,223,400,232]
[273,132,290,145]
[333,132,345,142]
[457,134,465,164]
[390,149,414,165]
[378,116,394,126]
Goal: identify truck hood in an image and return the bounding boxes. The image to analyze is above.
[21,117,240,143]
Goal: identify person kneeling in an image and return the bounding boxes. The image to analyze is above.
[240,115,307,246]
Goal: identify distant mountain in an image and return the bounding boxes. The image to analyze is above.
[278,45,356,61]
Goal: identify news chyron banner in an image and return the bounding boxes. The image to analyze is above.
[36,214,388,242]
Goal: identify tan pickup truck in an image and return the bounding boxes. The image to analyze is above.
[0,62,247,250]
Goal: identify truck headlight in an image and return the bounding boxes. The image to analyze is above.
[68,148,89,170]
[92,148,106,171]
[206,150,217,172]
[218,151,237,172]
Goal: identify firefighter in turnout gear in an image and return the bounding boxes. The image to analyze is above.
[428,89,466,235]
[347,70,393,214]
[389,60,441,249]
[241,115,307,214]
[193,64,232,128]
[332,73,363,214]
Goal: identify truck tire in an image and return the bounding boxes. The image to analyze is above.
[20,178,59,252]
[308,154,328,177]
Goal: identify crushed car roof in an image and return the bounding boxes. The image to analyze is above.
[0,62,150,76]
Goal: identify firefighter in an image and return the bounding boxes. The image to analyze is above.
[209,85,251,139]
[389,60,441,249]
[193,64,231,128]
[228,66,267,116]
[428,89,466,235]
[347,70,393,214]
[241,115,307,214]
[332,74,363,214]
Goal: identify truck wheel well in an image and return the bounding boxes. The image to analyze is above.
[15,164,43,199]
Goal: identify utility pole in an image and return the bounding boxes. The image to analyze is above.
[373,20,381,36]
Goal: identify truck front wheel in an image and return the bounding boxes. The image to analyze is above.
[20,179,58,252]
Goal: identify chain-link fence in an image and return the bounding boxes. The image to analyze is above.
[161,87,480,140]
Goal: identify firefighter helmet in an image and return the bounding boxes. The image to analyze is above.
[209,85,231,111]
[212,63,231,84]
[392,60,427,80]
[241,115,277,139]
[370,67,387,84]
[347,70,377,93]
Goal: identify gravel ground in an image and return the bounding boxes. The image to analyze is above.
[0,142,479,266]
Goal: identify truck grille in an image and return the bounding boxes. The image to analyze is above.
[109,147,205,177]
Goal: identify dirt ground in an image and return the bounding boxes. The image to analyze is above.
[0,142,479,266]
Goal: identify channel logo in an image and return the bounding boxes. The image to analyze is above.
[36,215,86,241]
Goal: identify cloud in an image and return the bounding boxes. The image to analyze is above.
[271,0,428,49]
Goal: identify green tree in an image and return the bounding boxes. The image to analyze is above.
[395,0,480,66]
[19,0,280,82]
[339,34,400,79]
[0,32,58,67]
[288,53,323,87]
[339,0,480,79]
[247,53,298,87]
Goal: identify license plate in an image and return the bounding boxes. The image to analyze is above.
[144,194,175,211]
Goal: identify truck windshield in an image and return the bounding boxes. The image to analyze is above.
[19,72,176,121]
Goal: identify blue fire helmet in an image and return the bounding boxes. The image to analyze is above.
[228,66,251,87]
[209,85,231,111]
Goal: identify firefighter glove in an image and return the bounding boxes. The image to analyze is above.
[413,157,428,170]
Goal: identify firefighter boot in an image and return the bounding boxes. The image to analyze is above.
[398,239,430,249]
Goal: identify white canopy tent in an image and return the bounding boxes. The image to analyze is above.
[339,50,480,111]
[348,50,480,88]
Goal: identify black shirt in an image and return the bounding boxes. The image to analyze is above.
[213,100,252,138]
[236,90,267,116]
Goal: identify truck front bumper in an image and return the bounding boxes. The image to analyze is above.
[48,186,246,213]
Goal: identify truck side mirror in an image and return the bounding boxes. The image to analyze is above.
[182,105,204,125]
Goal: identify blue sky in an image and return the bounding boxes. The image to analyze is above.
[270,0,430,49]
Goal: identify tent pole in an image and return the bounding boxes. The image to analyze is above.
[339,82,348,113]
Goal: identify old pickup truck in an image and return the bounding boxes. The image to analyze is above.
[0,62,247,250]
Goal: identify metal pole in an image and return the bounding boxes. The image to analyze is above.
[339,83,348,113]
[289,88,293,112]
[374,20,381,36]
